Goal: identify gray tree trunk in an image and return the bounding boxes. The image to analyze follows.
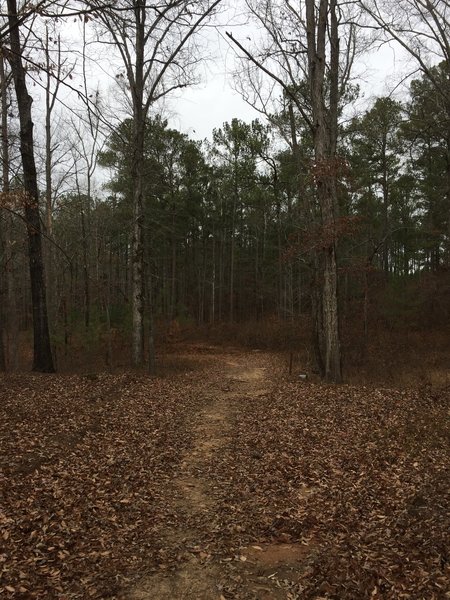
[0,52,8,371]
[306,0,342,382]
[0,219,6,371]
[130,2,146,366]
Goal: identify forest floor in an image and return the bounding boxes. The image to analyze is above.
[1,343,449,599]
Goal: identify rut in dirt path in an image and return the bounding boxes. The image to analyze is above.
[128,354,270,600]
[178,361,269,516]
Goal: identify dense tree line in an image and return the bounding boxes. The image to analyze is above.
[0,0,448,378]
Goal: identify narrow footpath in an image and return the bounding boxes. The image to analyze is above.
[128,350,313,600]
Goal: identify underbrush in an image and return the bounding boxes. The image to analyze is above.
[7,303,450,392]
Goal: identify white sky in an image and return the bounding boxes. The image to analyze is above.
[35,0,422,180]
[171,42,408,140]
[27,1,427,199]
[166,23,412,141]
[48,2,418,145]
[170,69,261,141]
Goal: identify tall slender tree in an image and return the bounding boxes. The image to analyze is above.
[6,0,54,372]
[227,0,361,381]
[91,0,221,367]
[211,119,264,322]
[0,49,9,371]
[359,0,449,259]
[403,65,450,267]
[349,97,403,273]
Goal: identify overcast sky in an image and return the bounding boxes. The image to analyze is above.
[166,23,260,140]
[170,66,260,141]
[171,40,406,141]
[30,0,420,201]
[164,8,412,141]
[53,2,416,145]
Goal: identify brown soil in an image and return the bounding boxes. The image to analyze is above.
[2,343,447,599]
[127,351,315,599]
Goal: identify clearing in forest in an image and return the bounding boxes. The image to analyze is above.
[0,345,448,599]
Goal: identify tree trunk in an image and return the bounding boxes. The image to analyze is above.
[229,208,235,323]
[306,0,342,382]
[0,55,19,371]
[7,0,54,372]
[211,231,216,323]
[5,219,18,370]
[130,1,146,367]
[80,199,90,329]
[170,208,176,320]
[0,219,6,371]
[381,135,390,274]
[310,255,325,376]
[131,119,145,365]
[446,135,450,265]
[44,28,64,329]
[44,26,55,323]
[0,51,8,371]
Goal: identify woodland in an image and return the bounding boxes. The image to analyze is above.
[0,0,449,599]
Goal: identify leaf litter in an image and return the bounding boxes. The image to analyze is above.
[0,346,449,599]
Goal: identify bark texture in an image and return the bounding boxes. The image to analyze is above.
[130,1,146,367]
[0,52,7,371]
[7,0,54,372]
[306,0,342,382]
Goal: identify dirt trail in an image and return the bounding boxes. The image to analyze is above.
[128,351,313,600]
[2,346,447,599]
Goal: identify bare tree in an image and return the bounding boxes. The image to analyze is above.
[39,22,78,335]
[358,0,449,91]
[70,95,104,331]
[43,23,76,238]
[0,48,21,371]
[5,0,54,371]
[227,0,362,381]
[91,0,222,368]
[0,49,9,371]
[69,22,106,331]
